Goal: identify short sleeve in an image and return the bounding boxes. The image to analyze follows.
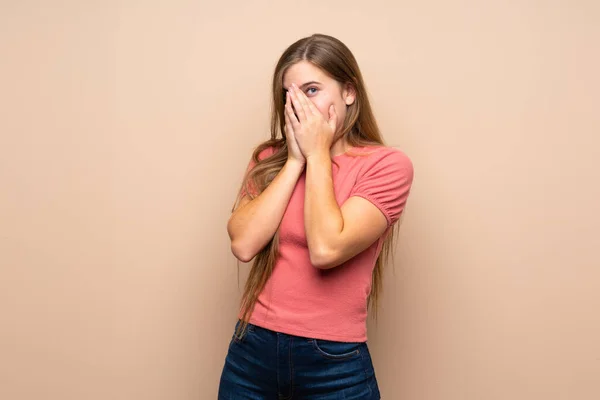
[349,149,414,226]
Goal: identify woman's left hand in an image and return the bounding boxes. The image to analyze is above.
[286,83,337,160]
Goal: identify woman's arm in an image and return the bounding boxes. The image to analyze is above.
[287,83,414,269]
[304,154,389,269]
[227,159,304,262]
[228,89,307,262]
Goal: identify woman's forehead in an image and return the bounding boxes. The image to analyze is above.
[283,61,329,88]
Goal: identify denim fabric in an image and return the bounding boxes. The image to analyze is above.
[218,321,380,399]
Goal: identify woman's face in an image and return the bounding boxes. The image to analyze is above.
[282,61,355,135]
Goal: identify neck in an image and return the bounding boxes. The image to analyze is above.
[330,136,351,158]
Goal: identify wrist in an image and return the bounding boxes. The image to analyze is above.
[285,158,306,171]
[305,151,331,164]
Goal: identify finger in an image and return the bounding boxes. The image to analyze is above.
[289,85,307,122]
[284,94,293,131]
[306,98,319,116]
[294,86,319,116]
[285,92,300,129]
[292,84,312,115]
[284,111,293,136]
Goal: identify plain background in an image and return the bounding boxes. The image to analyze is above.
[1,1,599,399]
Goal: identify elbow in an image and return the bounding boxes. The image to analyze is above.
[230,240,257,263]
[227,219,255,263]
[309,246,340,270]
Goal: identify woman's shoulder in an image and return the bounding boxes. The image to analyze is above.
[245,143,281,170]
[349,145,413,170]
[260,145,278,157]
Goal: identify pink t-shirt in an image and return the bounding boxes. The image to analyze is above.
[240,145,414,342]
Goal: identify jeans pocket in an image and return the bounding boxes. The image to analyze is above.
[311,338,362,360]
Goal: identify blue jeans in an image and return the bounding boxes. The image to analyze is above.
[218,321,381,399]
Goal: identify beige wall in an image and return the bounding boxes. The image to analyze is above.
[1,1,598,399]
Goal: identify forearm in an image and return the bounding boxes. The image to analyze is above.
[228,159,304,262]
[304,154,344,268]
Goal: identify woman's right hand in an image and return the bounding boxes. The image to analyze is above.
[284,92,305,166]
[228,95,306,261]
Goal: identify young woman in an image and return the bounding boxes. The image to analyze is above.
[218,34,414,399]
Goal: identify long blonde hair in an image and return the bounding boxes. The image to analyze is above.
[234,34,398,337]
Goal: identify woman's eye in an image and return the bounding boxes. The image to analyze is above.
[306,87,318,95]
